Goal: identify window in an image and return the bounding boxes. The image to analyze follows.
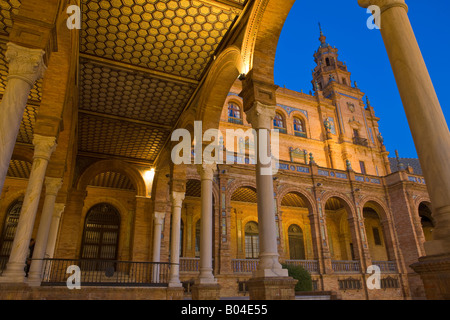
[228,103,243,125]
[288,225,306,260]
[244,222,259,259]
[0,198,23,270]
[360,161,367,175]
[373,227,382,246]
[273,113,286,134]
[293,117,307,138]
[80,203,120,263]
[326,57,331,66]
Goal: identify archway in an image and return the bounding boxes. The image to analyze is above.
[419,202,434,242]
[324,197,355,261]
[0,197,23,271]
[363,206,389,261]
[280,191,314,260]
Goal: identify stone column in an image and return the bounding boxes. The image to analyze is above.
[359,0,450,299]
[0,135,56,283]
[152,211,165,283]
[27,177,62,285]
[197,163,217,284]
[0,43,46,194]
[245,101,288,278]
[45,203,65,259]
[168,191,185,287]
[360,0,450,256]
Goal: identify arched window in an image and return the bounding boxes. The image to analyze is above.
[0,198,23,270]
[293,117,307,138]
[288,224,306,260]
[273,113,286,134]
[80,203,120,262]
[244,222,259,259]
[228,103,243,125]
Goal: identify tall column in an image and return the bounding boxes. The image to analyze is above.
[197,163,217,284]
[152,211,165,283]
[27,177,62,285]
[168,191,185,287]
[45,203,65,259]
[360,0,450,256]
[0,135,56,283]
[245,101,288,278]
[359,0,450,299]
[0,43,46,194]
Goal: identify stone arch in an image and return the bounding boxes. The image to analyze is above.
[359,196,391,222]
[196,45,245,132]
[76,160,147,197]
[321,191,357,220]
[226,179,257,204]
[241,0,296,82]
[277,186,316,214]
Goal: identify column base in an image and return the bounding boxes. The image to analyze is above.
[247,276,297,300]
[191,283,221,300]
[0,263,27,284]
[166,287,185,300]
[410,253,450,300]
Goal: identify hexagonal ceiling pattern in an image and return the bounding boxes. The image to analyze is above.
[0,0,21,36]
[79,60,195,126]
[81,0,239,80]
[78,0,245,164]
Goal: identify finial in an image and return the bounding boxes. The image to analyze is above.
[366,95,371,106]
[319,22,323,36]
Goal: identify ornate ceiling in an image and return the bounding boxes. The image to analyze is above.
[78,0,245,164]
[231,186,257,203]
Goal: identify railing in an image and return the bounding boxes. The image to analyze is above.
[228,118,243,125]
[332,260,361,273]
[353,136,369,147]
[294,131,307,138]
[372,261,398,273]
[284,260,319,274]
[40,259,172,287]
[232,259,259,273]
[231,259,320,274]
[180,258,200,272]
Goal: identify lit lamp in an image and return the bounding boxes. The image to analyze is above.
[143,168,155,197]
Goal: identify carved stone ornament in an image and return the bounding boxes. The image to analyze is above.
[5,42,47,86]
[32,135,57,161]
[245,101,276,130]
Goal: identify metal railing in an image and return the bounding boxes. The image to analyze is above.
[332,260,361,273]
[284,260,319,274]
[372,261,398,273]
[353,136,369,147]
[40,259,172,287]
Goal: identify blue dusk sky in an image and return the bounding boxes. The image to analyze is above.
[274,0,450,159]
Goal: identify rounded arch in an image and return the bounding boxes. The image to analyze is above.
[226,180,257,204]
[277,186,316,214]
[76,160,147,197]
[196,45,245,132]
[321,191,357,220]
[242,0,296,83]
[360,197,391,222]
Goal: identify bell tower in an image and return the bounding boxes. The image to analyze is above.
[311,24,352,92]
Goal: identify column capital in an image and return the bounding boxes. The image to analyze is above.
[44,177,63,196]
[154,211,166,224]
[358,0,408,13]
[171,191,185,208]
[245,101,276,130]
[5,42,47,86]
[53,203,65,218]
[197,163,216,181]
[33,135,57,161]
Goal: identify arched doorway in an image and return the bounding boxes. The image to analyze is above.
[288,224,305,260]
[0,198,23,271]
[80,203,121,262]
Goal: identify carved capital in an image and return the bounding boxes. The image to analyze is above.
[171,191,185,208]
[358,0,408,13]
[32,135,57,160]
[154,211,166,225]
[245,101,276,130]
[197,163,216,181]
[44,177,63,196]
[53,203,65,218]
[5,42,47,86]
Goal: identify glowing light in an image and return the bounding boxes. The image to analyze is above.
[144,168,155,183]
